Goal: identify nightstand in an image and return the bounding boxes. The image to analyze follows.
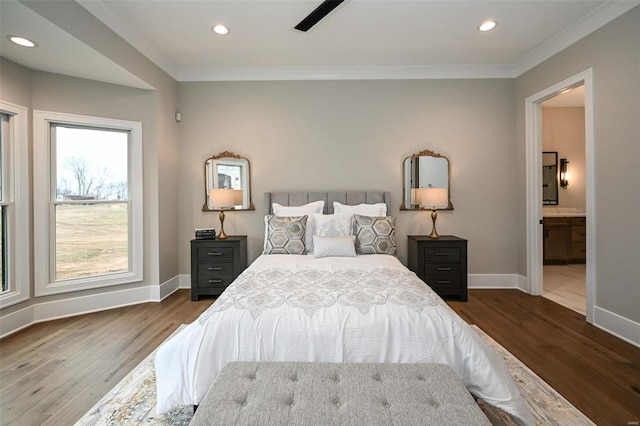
[191,236,247,301]
[408,235,468,301]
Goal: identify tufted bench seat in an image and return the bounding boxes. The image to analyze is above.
[189,362,490,425]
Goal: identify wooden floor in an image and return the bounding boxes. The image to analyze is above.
[1,289,638,425]
[449,290,640,426]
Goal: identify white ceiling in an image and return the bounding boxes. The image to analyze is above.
[1,0,638,86]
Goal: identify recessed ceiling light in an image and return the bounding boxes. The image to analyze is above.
[478,21,497,32]
[212,25,229,35]
[7,35,38,48]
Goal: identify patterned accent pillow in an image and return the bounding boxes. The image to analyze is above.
[314,213,353,237]
[353,214,396,255]
[313,235,357,258]
[273,201,324,253]
[263,215,308,255]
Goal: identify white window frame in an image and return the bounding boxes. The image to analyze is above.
[34,111,143,296]
[0,101,30,309]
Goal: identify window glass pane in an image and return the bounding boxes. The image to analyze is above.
[55,203,128,281]
[54,126,128,201]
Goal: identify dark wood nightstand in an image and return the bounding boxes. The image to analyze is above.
[407,235,468,301]
[191,236,247,301]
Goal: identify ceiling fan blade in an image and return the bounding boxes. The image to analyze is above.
[295,0,345,32]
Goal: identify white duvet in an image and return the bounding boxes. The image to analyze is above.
[155,254,533,424]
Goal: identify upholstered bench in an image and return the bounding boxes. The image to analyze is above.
[189,362,490,425]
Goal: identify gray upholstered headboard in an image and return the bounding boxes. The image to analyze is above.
[265,191,391,215]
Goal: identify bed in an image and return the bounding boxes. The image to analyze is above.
[155,191,533,425]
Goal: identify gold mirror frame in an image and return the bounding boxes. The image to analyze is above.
[401,149,454,211]
[202,151,255,211]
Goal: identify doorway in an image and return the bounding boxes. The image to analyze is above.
[525,69,595,323]
[540,87,587,315]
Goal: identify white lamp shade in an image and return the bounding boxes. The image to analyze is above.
[420,188,448,208]
[232,189,244,206]
[209,188,235,209]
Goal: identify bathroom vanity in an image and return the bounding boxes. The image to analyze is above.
[543,209,586,264]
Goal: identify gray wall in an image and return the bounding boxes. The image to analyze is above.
[177,79,518,273]
[515,7,640,322]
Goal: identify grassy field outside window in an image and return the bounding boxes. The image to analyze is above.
[55,203,128,281]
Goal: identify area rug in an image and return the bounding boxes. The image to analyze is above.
[76,324,594,425]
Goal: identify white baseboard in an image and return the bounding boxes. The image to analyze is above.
[593,306,640,348]
[179,274,191,289]
[0,275,181,339]
[158,275,181,300]
[468,274,519,289]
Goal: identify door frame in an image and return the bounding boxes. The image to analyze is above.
[525,68,595,323]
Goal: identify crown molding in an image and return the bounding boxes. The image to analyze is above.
[178,64,517,82]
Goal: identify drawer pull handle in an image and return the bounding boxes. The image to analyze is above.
[436,267,451,271]
[436,280,451,284]
[208,266,223,271]
[208,279,223,283]
[207,252,223,256]
[435,252,451,256]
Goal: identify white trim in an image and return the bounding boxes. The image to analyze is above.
[179,64,516,82]
[179,274,191,289]
[0,101,30,309]
[468,274,519,289]
[157,275,181,300]
[593,307,640,348]
[33,111,144,296]
[0,274,182,339]
[524,69,595,324]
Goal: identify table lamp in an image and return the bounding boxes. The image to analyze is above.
[420,188,448,239]
[209,188,235,239]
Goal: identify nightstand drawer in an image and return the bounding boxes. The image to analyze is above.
[197,246,234,262]
[197,275,236,288]
[199,262,235,278]
[423,247,461,263]
[425,274,461,289]
[424,264,461,275]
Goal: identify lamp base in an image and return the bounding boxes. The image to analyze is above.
[429,209,440,239]
[217,210,228,239]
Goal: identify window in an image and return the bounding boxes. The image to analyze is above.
[34,111,143,296]
[0,102,30,309]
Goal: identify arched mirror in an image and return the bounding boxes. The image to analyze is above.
[401,149,453,210]
[202,151,254,211]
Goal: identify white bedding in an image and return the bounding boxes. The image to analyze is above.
[155,254,533,424]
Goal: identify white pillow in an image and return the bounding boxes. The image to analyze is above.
[314,213,353,237]
[272,200,324,216]
[313,235,356,258]
[273,200,325,253]
[333,201,387,217]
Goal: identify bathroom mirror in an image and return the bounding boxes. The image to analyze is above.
[401,149,453,210]
[542,151,558,205]
[203,151,254,211]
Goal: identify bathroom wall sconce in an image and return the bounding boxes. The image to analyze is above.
[560,158,569,188]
